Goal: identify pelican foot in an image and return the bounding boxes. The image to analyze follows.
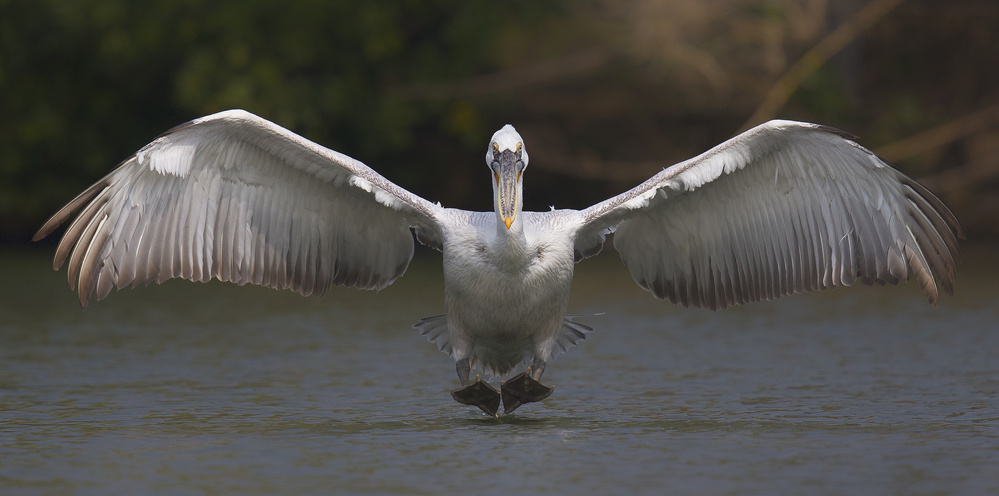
[451,380,501,417]
[500,371,554,414]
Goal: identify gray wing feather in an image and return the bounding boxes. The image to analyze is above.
[576,120,962,309]
[36,110,444,307]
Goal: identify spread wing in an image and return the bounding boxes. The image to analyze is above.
[35,109,445,307]
[575,120,962,310]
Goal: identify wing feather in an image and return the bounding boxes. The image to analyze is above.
[36,110,444,307]
[577,120,962,309]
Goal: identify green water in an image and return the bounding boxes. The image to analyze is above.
[1,246,997,495]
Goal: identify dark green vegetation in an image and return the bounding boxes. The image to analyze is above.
[3,0,997,243]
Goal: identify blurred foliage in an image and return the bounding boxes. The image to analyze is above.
[2,0,998,243]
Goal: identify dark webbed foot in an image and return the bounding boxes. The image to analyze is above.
[500,370,554,414]
[451,379,501,416]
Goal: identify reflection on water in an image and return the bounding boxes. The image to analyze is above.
[1,246,997,494]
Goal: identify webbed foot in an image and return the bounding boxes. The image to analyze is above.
[500,370,554,414]
[451,379,501,417]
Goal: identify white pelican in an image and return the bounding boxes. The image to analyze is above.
[35,110,962,416]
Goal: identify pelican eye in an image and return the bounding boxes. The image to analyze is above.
[492,143,500,155]
[516,143,522,154]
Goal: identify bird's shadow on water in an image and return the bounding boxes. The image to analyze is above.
[300,406,868,437]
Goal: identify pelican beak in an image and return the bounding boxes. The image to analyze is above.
[493,149,521,230]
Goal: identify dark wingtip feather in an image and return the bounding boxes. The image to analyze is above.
[33,179,110,242]
[810,122,861,142]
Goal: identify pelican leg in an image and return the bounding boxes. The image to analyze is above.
[456,358,471,387]
[500,357,554,414]
[450,358,500,416]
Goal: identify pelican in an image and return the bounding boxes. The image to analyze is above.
[35,110,962,416]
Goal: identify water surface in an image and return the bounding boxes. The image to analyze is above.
[1,246,997,494]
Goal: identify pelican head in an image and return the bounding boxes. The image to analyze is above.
[486,125,528,229]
